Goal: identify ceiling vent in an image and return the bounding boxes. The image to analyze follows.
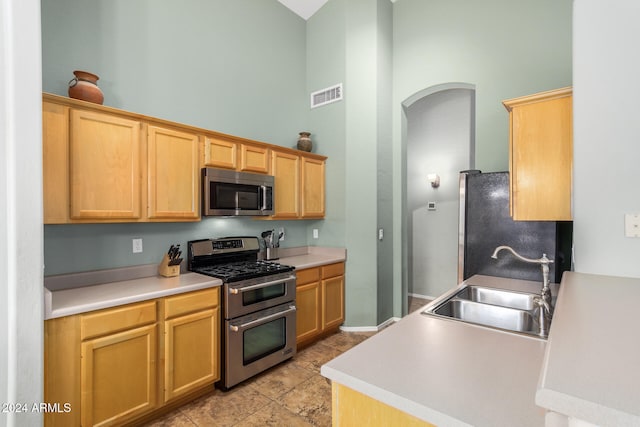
[310,83,343,108]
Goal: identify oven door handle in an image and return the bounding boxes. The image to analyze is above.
[228,275,296,294]
[229,305,296,332]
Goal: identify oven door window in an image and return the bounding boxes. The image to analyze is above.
[211,182,260,210]
[243,317,286,365]
[242,282,286,306]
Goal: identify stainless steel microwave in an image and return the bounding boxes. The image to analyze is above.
[202,168,274,216]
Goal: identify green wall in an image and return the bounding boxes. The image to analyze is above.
[391,0,572,317]
[42,0,308,144]
[393,0,573,172]
[41,0,573,327]
[41,0,315,275]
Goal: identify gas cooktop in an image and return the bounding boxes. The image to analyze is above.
[192,260,294,282]
[187,237,294,282]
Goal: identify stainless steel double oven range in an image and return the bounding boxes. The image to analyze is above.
[187,236,296,389]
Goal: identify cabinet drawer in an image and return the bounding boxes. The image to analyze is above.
[81,301,157,340]
[322,262,345,279]
[296,267,320,285]
[164,288,219,319]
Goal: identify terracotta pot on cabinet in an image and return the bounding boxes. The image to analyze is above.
[68,70,104,105]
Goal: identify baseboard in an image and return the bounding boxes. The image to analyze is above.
[339,317,401,333]
[409,292,436,300]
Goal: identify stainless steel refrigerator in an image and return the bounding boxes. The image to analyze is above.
[458,170,572,283]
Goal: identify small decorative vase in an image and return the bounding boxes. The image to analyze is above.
[68,70,104,104]
[297,132,312,152]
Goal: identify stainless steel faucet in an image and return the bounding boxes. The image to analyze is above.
[491,245,554,336]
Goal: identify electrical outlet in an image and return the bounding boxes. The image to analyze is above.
[278,227,285,241]
[625,213,640,237]
[378,228,384,240]
[313,229,319,239]
[132,238,143,253]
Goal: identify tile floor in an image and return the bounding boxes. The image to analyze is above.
[144,331,374,427]
[145,297,430,427]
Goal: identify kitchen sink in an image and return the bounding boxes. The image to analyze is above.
[431,299,537,334]
[422,284,553,339]
[456,286,536,310]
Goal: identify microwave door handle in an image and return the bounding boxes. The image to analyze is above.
[260,185,268,211]
[229,305,297,332]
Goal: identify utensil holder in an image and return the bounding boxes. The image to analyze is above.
[266,247,279,260]
[158,254,180,277]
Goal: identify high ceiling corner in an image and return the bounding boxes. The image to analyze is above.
[278,0,329,20]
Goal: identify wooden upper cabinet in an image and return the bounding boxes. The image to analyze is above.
[301,156,325,218]
[268,149,326,220]
[203,136,270,174]
[240,143,270,174]
[271,150,300,218]
[147,125,200,220]
[43,101,70,223]
[503,87,573,221]
[69,109,142,220]
[42,93,327,223]
[203,136,237,170]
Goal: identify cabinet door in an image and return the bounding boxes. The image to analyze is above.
[147,125,200,220]
[81,324,157,427]
[163,307,219,402]
[69,110,142,220]
[301,156,325,218]
[240,143,270,174]
[204,136,237,169]
[271,150,300,218]
[43,101,70,224]
[505,88,573,220]
[322,275,345,331]
[296,281,322,345]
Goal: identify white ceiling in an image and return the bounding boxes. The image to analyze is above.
[278,0,329,20]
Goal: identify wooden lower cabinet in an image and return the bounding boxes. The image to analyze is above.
[296,262,345,348]
[162,289,220,402]
[295,268,322,344]
[81,324,158,427]
[332,383,434,427]
[44,288,220,427]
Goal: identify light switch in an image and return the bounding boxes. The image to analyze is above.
[625,213,640,237]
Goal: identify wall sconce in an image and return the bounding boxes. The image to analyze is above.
[427,173,440,188]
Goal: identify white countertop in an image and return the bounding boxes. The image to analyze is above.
[536,272,640,426]
[321,275,549,427]
[43,247,345,320]
[278,246,346,270]
[44,272,221,319]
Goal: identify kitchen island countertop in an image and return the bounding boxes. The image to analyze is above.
[322,272,640,426]
[536,272,640,426]
[322,274,549,427]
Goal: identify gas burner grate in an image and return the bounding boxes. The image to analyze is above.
[193,260,294,282]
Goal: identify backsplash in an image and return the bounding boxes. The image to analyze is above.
[44,218,314,276]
